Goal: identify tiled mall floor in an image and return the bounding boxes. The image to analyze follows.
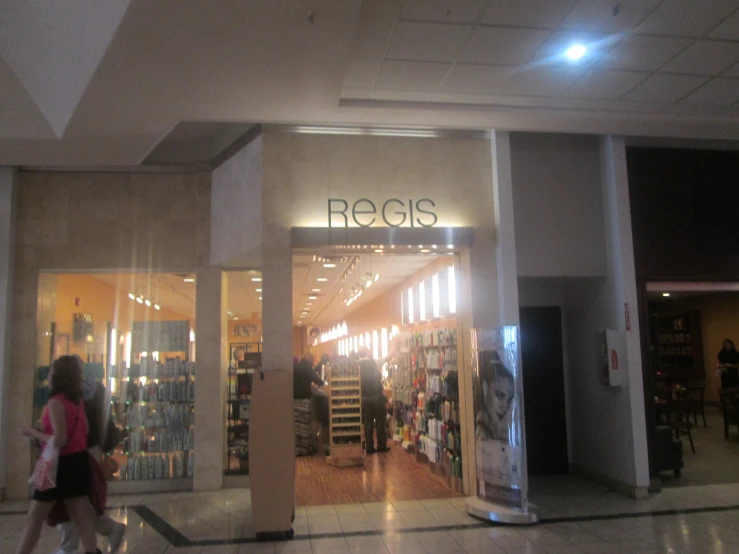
[3,477,739,553]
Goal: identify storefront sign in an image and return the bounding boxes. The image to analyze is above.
[328,198,438,228]
[472,327,529,511]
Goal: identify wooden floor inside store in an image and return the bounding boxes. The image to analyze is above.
[295,443,463,506]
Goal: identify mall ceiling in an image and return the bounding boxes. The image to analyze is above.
[2,0,739,166]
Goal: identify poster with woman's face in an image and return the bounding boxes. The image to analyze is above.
[472,327,527,510]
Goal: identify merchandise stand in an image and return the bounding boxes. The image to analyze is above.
[325,360,365,468]
[249,369,295,539]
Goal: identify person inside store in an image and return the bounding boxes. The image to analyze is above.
[17,355,103,554]
[357,346,396,454]
[313,354,331,446]
[717,338,739,388]
[293,352,325,455]
[475,356,516,443]
[48,369,126,554]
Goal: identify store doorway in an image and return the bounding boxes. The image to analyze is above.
[520,307,568,475]
[291,248,466,506]
[646,282,739,487]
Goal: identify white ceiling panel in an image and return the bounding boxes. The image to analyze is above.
[662,103,725,117]
[350,17,394,58]
[679,78,739,105]
[439,63,518,93]
[343,58,382,89]
[636,0,738,37]
[533,30,618,66]
[608,100,669,113]
[565,69,649,99]
[560,0,661,33]
[598,35,692,71]
[709,10,739,40]
[504,66,586,96]
[385,21,472,62]
[456,26,550,65]
[374,60,451,90]
[661,40,739,76]
[481,0,576,28]
[399,0,488,23]
[624,74,709,103]
[357,0,403,20]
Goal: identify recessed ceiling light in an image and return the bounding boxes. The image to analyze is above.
[183,277,195,283]
[251,277,262,282]
[309,295,317,300]
[258,296,262,300]
[323,263,336,268]
[374,249,384,253]
[312,288,321,292]
[420,249,431,253]
[317,278,328,282]
[565,44,587,61]
[662,293,671,297]
[255,288,262,292]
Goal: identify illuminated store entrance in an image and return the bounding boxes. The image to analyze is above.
[290,245,469,507]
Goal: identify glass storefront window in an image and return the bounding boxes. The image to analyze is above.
[34,272,196,482]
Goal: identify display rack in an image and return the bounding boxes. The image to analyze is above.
[226,342,261,475]
[326,360,365,468]
[114,355,195,482]
[650,310,704,380]
[391,327,463,490]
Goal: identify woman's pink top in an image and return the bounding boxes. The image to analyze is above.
[42,394,88,455]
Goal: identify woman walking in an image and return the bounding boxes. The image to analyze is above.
[17,355,102,554]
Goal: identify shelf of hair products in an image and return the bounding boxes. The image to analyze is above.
[113,355,195,480]
[390,328,462,489]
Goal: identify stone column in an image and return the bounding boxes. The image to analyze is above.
[0,167,17,497]
[600,135,650,493]
[194,268,227,491]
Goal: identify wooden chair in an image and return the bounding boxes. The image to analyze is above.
[666,400,695,454]
[718,389,739,440]
[686,384,707,428]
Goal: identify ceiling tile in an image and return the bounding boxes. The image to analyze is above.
[725,62,739,76]
[481,0,576,28]
[624,73,708,103]
[374,60,452,90]
[439,63,517,93]
[343,58,382,89]
[599,35,692,71]
[636,0,738,37]
[559,0,661,33]
[350,17,394,58]
[358,0,403,20]
[661,40,739,75]
[386,22,472,62]
[662,103,724,116]
[399,0,488,23]
[608,100,668,113]
[709,10,739,40]
[504,66,586,96]
[565,69,649,99]
[533,30,619,66]
[680,78,739,105]
[456,26,550,65]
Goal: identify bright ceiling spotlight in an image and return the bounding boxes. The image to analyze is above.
[323,263,336,268]
[565,44,587,61]
[662,293,671,297]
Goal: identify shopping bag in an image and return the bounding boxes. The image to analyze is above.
[29,440,59,491]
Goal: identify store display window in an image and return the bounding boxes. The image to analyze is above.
[34,272,196,483]
[224,270,263,476]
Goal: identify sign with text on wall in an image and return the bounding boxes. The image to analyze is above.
[328,198,438,228]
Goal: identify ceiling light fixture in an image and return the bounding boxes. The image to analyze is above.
[317,277,328,282]
[312,288,321,292]
[374,249,384,253]
[323,263,336,268]
[251,277,262,282]
[144,299,151,307]
[184,277,195,283]
[420,249,431,253]
[259,296,262,300]
[565,43,587,61]
[154,303,160,311]
[256,288,262,292]
[662,293,671,297]
[136,296,143,304]
[309,295,317,300]
[128,292,135,300]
